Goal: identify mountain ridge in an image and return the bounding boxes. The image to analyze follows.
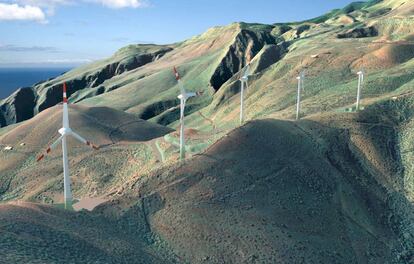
[1,0,414,262]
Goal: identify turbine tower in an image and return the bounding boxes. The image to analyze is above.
[37,83,99,209]
[239,63,251,124]
[296,70,305,120]
[173,67,203,160]
[356,70,364,111]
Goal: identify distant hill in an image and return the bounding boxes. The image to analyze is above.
[1,0,414,129]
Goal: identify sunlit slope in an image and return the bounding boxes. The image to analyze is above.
[0,44,170,126]
[0,23,278,128]
[0,104,173,203]
[78,23,278,121]
[189,0,414,128]
[35,45,174,111]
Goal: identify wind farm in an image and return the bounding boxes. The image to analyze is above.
[0,0,414,263]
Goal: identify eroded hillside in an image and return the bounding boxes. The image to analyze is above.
[1,0,414,263]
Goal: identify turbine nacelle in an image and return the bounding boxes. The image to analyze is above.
[240,64,251,82]
[297,71,305,80]
[240,76,249,82]
[178,91,202,101]
[59,127,72,136]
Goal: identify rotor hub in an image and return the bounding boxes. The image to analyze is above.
[59,127,72,136]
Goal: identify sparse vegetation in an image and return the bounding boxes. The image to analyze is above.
[1,0,414,263]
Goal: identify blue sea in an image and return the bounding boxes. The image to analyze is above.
[0,68,72,100]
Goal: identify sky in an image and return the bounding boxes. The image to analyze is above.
[0,0,361,67]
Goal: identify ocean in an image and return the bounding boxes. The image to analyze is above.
[0,68,72,100]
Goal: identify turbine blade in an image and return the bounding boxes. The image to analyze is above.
[70,131,99,150]
[178,82,186,96]
[180,99,185,119]
[173,66,186,95]
[173,66,180,81]
[62,83,70,128]
[36,135,63,162]
[63,82,68,103]
[184,91,204,99]
[245,64,250,77]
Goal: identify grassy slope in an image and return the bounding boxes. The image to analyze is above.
[0,104,173,203]
[77,24,242,115]
[2,110,411,263]
[0,0,414,262]
[101,112,412,263]
[0,202,176,263]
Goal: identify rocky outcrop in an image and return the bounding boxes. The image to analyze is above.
[0,87,36,127]
[36,46,173,113]
[337,25,378,38]
[0,45,173,128]
[139,99,180,120]
[210,28,277,91]
[251,44,286,73]
[271,24,292,36]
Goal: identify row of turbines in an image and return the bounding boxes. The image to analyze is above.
[34,40,414,210]
[36,63,365,209]
[174,60,366,161]
[294,69,365,120]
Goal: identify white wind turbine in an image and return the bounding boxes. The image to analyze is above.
[355,69,364,111]
[296,70,305,120]
[37,83,99,209]
[239,63,251,124]
[173,67,203,160]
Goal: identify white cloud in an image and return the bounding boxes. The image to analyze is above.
[17,0,148,10]
[0,3,47,22]
[0,0,147,24]
[15,0,71,15]
[17,0,70,6]
[93,0,146,9]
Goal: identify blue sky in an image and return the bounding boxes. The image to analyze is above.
[0,0,361,67]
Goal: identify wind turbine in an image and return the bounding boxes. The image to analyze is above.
[239,63,251,124]
[296,70,305,120]
[356,69,364,111]
[173,67,203,160]
[36,83,99,209]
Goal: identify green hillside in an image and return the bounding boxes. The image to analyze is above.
[0,0,413,263]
